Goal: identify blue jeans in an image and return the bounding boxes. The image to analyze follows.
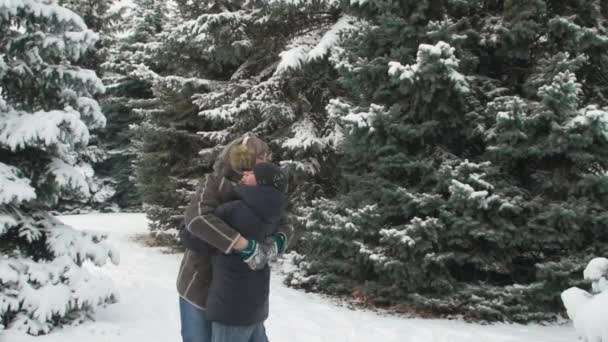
[211,322,269,342]
[179,297,212,342]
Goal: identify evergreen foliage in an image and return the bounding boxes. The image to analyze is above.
[135,0,355,244]
[90,0,166,212]
[0,0,118,334]
[53,0,147,213]
[286,0,608,322]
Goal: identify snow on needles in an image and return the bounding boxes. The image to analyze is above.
[45,31,100,61]
[567,105,608,141]
[47,159,92,198]
[1,214,119,335]
[0,0,88,30]
[0,163,36,205]
[282,119,325,152]
[42,67,105,96]
[326,98,385,132]
[307,16,355,61]
[45,217,120,266]
[76,96,107,129]
[0,108,90,151]
[388,41,470,94]
[275,16,357,75]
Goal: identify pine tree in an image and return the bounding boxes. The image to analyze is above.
[287,0,608,322]
[0,1,118,334]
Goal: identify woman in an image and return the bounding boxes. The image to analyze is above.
[207,162,288,342]
[176,134,293,342]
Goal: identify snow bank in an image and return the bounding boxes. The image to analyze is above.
[4,213,579,342]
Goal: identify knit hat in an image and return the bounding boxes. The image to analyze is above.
[253,163,288,193]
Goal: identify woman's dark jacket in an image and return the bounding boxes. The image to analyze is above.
[206,185,287,325]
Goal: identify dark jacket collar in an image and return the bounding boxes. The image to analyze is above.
[234,186,287,223]
[223,167,242,183]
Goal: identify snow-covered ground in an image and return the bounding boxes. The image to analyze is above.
[3,213,579,342]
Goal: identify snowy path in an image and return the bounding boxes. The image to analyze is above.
[4,213,578,342]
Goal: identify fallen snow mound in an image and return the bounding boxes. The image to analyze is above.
[584,257,608,293]
[561,287,608,342]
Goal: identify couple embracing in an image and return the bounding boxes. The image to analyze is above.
[176,135,293,342]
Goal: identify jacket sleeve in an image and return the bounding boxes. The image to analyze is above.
[179,222,214,255]
[276,213,295,252]
[214,201,240,222]
[184,173,242,254]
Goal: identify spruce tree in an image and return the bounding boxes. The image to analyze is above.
[133,73,210,243]
[0,1,118,334]
[58,0,111,32]
[137,0,354,244]
[52,0,142,213]
[57,0,165,213]
[90,0,165,212]
[287,0,608,322]
[58,0,111,71]
[125,0,208,243]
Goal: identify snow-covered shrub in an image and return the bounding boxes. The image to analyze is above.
[0,0,119,335]
[584,257,608,294]
[277,251,318,288]
[562,258,608,342]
